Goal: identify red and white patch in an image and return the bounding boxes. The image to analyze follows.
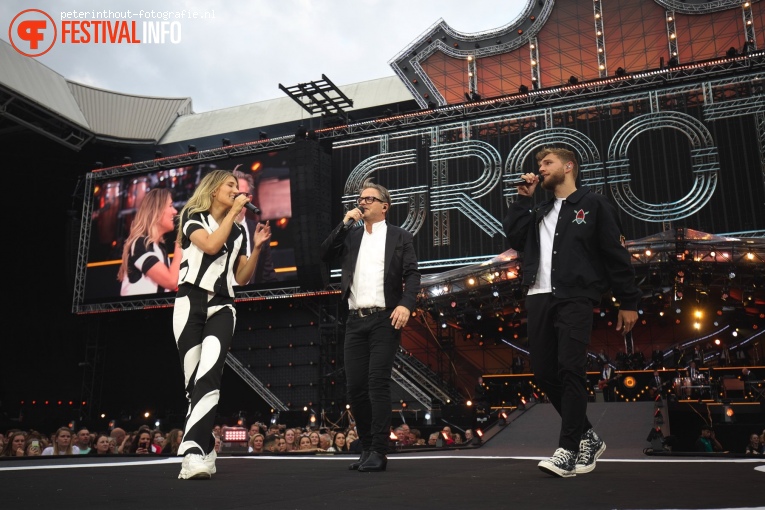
[572,209,589,224]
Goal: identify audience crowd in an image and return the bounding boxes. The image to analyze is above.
[0,421,491,459]
[1,422,762,458]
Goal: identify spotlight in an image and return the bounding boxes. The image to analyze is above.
[471,429,483,445]
[615,67,627,77]
[470,91,482,101]
[122,156,132,164]
[464,92,472,102]
[188,144,197,152]
[519,84,529,94]
[295,125,308,139]
[154,150,163,158]
[94,161,103,169]
[259,131,268,140]
[222,138,231,146]
[726,47,737,58]
[568,75,579,85]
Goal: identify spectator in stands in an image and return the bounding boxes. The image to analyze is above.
[695,425,724,453]
[74,426,92,454]
[346,428,362,453]
[408,429,424,446]
[24,437,42,456]
[162,429,184,456]
[276,436,288,453]
[283,428,298,451]
[319,432,332,450]
[118,188,182,296]
[744,433,764,455]
[248,422,262,440]
[308,431,321,450]
[248,433,265,454]
[130,428,155,455]
[89,433,113,455]
[151,429,165,453]
[298,436,313,451]
[173,170,271,480]
[393,426,409,447]
[110,428,126,453]
[427,432,440,446]
[263,434,279,453]
[440,427,455,446]
[1,431,27,457]
[42,427,80,455]
[327,431,350,452]
[504,147,639,477]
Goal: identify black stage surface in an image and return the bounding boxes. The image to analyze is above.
[2,403,763,510]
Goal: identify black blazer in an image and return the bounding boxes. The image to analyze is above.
[320,221,420,311]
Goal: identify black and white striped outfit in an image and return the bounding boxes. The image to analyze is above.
[173,210,246,457]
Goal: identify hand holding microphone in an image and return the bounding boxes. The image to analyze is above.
[343,205,365,228]
[511,173,542,196]
[236,192,261,214]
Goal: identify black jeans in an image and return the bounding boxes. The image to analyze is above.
[526,294,594,451]
[344,308,399,454]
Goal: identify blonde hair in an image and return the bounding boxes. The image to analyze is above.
[52,427,75,455]
[176,170,236,245]
[117,188,174,282]
[536,147,579,179]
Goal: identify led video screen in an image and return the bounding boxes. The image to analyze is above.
[79,151,296,310]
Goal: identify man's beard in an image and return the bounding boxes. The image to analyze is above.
[541,171,564,191]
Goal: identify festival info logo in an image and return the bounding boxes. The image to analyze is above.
[9,8,193,57]
[9,9,57,57]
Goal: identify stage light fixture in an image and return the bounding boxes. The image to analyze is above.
[464,92,472,102]
[615,67,627,77]
[568,75,579,85]
[222,138,231,146]
[259,131,268,139]
[471,91,482,101]
[726,47,737,58]
[188,144,197,152]
[295,125,308,139]
[94,161,103,169]
[154,150,163,158]
[519,84,529,94]
[122,156,132,164]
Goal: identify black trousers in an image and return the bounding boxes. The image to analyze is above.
[526,294,594,451]
[343,308,399,454]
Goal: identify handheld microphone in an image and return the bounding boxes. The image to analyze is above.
[236,193,261,214]
[344,206,364,228]
[508,175,543,186]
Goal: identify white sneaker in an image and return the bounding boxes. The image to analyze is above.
[178,453,212,480]
[204,449,217,475]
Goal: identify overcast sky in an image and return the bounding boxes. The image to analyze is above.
[2,1,527,113]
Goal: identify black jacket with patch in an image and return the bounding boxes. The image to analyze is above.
[503,186,641,310]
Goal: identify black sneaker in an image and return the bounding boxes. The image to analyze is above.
[538,447,577,477]
[575,428,606,474]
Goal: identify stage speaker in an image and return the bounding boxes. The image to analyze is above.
[288,139,332,291]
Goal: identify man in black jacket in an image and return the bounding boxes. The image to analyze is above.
[503,147,640,477]
[320,179,420,472]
